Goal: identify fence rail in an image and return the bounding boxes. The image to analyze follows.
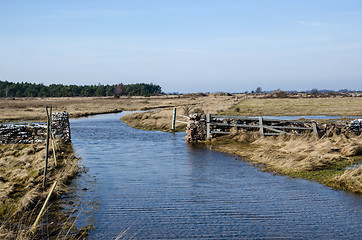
[206,114,318,138]
[171,108,191,130]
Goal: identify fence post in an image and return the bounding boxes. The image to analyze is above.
[206,113,211,139]
[259,116,264,136]
[312,122,318,136]
[171,108,176,131]
[43,106,51,188]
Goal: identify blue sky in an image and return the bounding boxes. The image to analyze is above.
[1,0,362,93]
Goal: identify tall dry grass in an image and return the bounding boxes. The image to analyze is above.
[121,94,239,131]
[224,96,362,116]
[0,141,82,239]
[211,132,362,193]
[330,165,362,192]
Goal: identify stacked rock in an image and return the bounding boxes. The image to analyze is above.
[185,113,207,143]
[0,124,46,144]
[51,112,71,142]
[0,112,71,144]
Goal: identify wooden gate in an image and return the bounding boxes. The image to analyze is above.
[206,114,318,138]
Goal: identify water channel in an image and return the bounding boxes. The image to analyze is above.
[70,112,362,239]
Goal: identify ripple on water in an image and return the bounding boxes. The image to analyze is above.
[70,113,362,240]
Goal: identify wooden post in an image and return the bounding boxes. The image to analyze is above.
[206,113,211,139]
[171,108,176,131]
[259,116,264,136]
[32,181,58,230]
[312,122,318,136]
[43,106,51,188]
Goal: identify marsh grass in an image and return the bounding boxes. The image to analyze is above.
[0,95,209,123]
[121,94,238,132]
[0,141,84,239]
[210,133,362,193]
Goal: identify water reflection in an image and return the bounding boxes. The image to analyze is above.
[70,113,362,239]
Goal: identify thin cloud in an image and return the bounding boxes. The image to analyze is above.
[297,21,324,27]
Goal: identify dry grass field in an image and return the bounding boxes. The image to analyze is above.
[0,94,361,125]
[223,96,362,116]
[0,96,175,123]
[121,93,239,131]
[121,95,362,132]
[0,94,239,123]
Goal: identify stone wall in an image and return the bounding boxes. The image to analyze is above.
[317,119,361,137]
[185,113,207,143]
[52,112,71,142]
[0,112,71,144]
[0,124,47,144]
[185,114,361,143]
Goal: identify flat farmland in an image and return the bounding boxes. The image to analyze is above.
[223,96,362,117]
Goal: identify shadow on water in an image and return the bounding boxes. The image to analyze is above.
[69,112,362,240]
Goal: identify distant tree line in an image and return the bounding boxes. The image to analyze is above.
[246,87,360,95]
[0,80,162,97]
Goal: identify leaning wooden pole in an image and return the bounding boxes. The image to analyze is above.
[51,131,59,150]
[32,180,58,230]
[51,135,57,167]
[49,107,57,166]
[43,106,51,188]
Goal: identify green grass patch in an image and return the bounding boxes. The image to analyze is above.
[281,156,361,191]
[28,169,39,178]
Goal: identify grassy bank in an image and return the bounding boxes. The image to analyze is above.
[121,94,240,132]
[207,132,362,193]
[0,96,175,123]
[121,110,186,132]
[0,141,88,239]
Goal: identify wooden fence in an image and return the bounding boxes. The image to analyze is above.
[206,114,318,138]
[171,108,189,131]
